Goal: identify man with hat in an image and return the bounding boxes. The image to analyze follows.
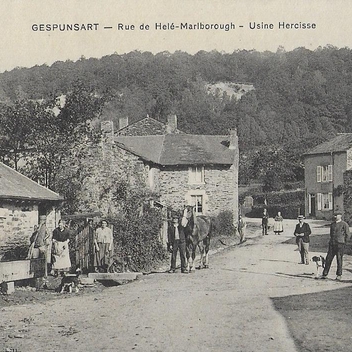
[321,213,350,280]
[167,216,187,273]
[294,215,312,265]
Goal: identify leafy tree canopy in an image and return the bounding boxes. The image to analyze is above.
[1,46,352,189]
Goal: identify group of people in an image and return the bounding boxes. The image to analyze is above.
[294,213,351,280]
[261,209,284,236]
[262,209,350,280]
[28,217,72,276]
[29,217,114,275]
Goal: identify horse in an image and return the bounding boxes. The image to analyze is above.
[180,205,212,272]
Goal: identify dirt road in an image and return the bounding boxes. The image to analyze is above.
[1,219,351,352]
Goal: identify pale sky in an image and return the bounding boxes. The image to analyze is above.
[1,0,352,72]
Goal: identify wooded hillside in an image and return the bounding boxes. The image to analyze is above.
[1,46,352,190]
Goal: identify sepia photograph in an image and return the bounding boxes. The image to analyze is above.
[1,1,352,351]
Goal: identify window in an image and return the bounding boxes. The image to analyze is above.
[317,192,333,210]
[189,166,204,184]
[317,165,332,183]
[191,195,203,214]
[185,190,208,215]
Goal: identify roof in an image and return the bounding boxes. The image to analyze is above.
[304,134,352,156]
[115,134,235,165]
[116,117,184,136]
[0,162,63,202]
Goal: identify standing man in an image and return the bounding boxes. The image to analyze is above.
[34,215,51,287]
[94,219,113,273]
[321,213,351,280]
[294,215,311,265]
[262,209,269,236]
[167,216,187,274]
[238,214,247,243]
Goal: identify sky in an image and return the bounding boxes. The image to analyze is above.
[1,0,352,72]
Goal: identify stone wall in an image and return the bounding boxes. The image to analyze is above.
[158,164,237,219]
[0,202,59,260]
[76,141,147,217]
[73,138,238,223]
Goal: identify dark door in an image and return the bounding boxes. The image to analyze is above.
[310,194,316,217]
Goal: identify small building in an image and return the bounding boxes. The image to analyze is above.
[303,133,352,219]
[0,162,63,260]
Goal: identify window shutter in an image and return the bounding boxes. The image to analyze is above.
[328,193,333,210]
[317,193,322,210]
[308,194,312,214]
[328,165,333,181]
[317,166,322,182]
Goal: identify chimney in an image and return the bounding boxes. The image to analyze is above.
[101,120,114,143]
[119,117,129,130]
[229,129,238,150]
[166,114,178,134]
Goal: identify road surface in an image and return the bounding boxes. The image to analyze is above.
[1,219,350,352]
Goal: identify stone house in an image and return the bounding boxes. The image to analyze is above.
[78,115,238,234]
[0,162,63,260]
[303,133,352,220]
[114,130,239,220]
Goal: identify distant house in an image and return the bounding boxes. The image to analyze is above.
[303,133,352,219]
[0,162,63,260]
[116,115,184,136]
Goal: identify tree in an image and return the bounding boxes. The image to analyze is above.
[0,100,38,169]
[23,83,106,190]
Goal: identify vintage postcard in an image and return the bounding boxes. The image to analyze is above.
[1,1,352,351]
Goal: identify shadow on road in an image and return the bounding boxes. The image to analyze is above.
[272,284,352,352]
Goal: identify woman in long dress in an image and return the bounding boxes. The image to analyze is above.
[273,211,284,235]
[51,219,71,275]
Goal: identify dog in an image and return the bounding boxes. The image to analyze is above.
[312,255,326,278]
[107,255,133,273]
[57,268,82,293]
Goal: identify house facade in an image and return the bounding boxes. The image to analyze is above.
[115,131,239,221]
[0,162,63,260]
[304,134,352,220]
[79,115,239,232]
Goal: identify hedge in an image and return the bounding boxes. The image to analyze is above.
[343,170,352,225]
[109,206,168,272]
[242,190,305,219]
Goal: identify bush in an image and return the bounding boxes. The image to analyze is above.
[213,211,236,237]
[343,170,352,225]
[242,190,305,219]
[110,206,167,272]
[246,205,303,219]
[108,184,168,271]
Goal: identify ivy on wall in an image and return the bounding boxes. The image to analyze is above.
[343,170,352,224]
